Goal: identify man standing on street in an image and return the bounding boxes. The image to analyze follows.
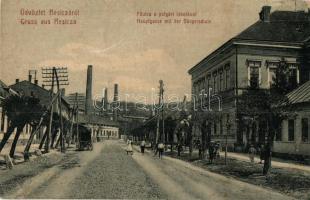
[248,145,257,163]
[140,139,146,154]
[158,142,164,159]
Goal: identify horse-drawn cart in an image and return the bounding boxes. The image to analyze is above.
[77,125,93,151]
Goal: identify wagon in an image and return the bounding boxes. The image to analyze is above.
[77,125,93,151]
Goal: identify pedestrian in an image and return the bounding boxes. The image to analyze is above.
[248,145,256,163]
[208,142,215,164]
[126,140,133,155]
[153,142,159,156]
[259,144,265,164]
[140,139,146,154]
[158,142,164,159]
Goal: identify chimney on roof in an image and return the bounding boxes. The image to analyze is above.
[259,6,271,22]
[15,79,19,83]
[42,84,45,89]
[34,79,38,85]
[28,74,32,82]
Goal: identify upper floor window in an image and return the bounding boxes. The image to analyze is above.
[267,62,279,87]
[207,74,211,93]
[267,61,299,88]
[288,63,298,88]
[219,69,224,92]
[213,71,217,93]
[225,64,230,89]
[248,60,261,89]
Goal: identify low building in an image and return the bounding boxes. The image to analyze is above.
[274,81,310,158]
[78,114,119,140]
[8,79,71,143]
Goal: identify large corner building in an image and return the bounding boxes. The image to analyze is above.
[188,6,310,156]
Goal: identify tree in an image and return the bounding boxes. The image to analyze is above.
[0,94,45,158]
[237,58,293,175]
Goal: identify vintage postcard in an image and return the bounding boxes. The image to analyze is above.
[0,0,310,199]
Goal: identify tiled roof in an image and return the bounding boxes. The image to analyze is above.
[235,11,310,43]
[286,81,310,104]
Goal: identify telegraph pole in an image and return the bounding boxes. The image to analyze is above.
[42,67,69,153]
[155,80,164,144]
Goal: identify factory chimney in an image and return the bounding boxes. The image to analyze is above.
[28,74,32,83]
[113,84,119,121]
[103,88,108,111]
[85,65,93,115]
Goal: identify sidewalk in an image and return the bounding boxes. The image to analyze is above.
[220,151,310,173]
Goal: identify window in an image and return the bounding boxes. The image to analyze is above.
[269,68,277,86]
[275,125,282,141]
[267,61,279,87]
[302,118,308,142]
[225,64,230,89]
[214,123,217,135]
[288,119,295,141]
[289,68,297,88]
[220,119,223,135]
[248,61,261,88]
[213,72,217,93]
[207,74,211,93]
[219,69,223,92]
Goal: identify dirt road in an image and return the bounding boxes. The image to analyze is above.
[1,140,295,199]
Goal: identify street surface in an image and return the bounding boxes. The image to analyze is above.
[3,140,294,199]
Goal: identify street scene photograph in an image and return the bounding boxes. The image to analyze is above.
[0,0,310,199]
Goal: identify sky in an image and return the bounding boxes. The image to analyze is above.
[0,0,309,103]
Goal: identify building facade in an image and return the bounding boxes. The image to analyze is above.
[188,6,310,151]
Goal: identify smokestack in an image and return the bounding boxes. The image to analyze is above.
[85,65,93,115]
[113,84,119,121]
[113,84,118,102]
[28,75,32,82]
[104,88,108,111]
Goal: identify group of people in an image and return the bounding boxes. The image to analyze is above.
[126,139,165,159]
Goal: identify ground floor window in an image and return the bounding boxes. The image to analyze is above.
[213,123,217,135]
[288,119,295,141]
[275,126,282,141]
[302,118,309,142]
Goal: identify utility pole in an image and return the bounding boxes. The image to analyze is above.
[155,80,164,144]
[75,92,79,149]
[161,81,165,144]
[42,67,69,153]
